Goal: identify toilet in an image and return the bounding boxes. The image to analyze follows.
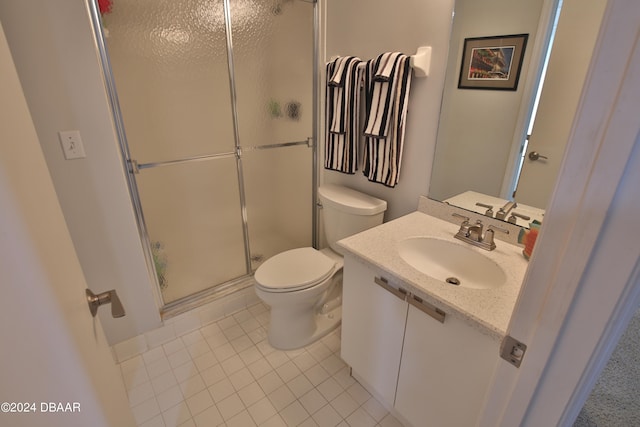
[254,184,387,350]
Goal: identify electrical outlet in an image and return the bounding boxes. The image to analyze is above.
[58,130,86,159]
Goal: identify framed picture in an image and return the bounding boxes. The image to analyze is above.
[458,34,528,90]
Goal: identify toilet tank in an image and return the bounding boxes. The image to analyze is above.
[318,184,387,254]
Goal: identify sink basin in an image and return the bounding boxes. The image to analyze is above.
[398,237,506,289]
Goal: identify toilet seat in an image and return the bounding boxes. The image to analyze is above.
[255,247,336,293]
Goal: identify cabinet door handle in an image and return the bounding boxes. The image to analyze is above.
[374,276,408,301]
[408,294,446,323]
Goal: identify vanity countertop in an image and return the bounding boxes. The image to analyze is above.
[338,211,529,341]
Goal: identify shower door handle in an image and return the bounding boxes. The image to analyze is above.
[86,289,126,318]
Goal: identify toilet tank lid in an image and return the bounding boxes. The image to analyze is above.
[318,184,387,215]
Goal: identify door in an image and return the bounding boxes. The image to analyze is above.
[0,23,134,427]
[100,0,315,305]
[479,1,640,425]
[514,0,605,208]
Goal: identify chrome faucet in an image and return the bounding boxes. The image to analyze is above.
[496,201,517,220]
[452,213,509,251]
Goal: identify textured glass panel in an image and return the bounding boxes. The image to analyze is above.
[243,145,312,270]
[136,158,247,303]
[103,0,235,163]
[231,0,314,148]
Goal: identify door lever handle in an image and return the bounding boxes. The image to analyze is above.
[86,289,126,318]
[528,151,548,161]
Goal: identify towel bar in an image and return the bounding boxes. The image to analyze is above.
[329,45,432,78]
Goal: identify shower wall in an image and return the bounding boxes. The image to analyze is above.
[103,0,313,304]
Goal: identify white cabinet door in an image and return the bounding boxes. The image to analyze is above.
[395,302,499,427]
[341,256,408,407]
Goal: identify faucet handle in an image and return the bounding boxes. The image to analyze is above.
[488,224,509,234]
[482,224,510,250]
[508,212,531,224]
[475,202,494,217]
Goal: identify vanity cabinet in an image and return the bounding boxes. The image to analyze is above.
[341,255,500,427]
[340,255,408,407]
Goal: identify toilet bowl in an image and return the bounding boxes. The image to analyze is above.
[254,185,386,350]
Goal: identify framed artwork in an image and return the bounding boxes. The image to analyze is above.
[458,34,529,90]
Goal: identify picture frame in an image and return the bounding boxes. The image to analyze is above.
[458,34,529,90]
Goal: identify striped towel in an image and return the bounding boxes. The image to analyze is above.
[362,52,412,187]
[325,56,363,174]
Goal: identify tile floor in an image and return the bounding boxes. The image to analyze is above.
[119,302,404,427]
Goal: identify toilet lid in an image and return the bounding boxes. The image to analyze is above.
[255,247,336,292]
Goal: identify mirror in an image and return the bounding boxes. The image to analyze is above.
[429,0,559,227]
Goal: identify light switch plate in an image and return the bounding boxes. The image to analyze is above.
[59,130,86,159]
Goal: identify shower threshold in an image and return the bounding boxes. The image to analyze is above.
[160,274,255,320]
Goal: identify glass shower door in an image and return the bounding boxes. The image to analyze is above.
[230,0,315,269]
[98,0,316,307]
[103,0,248,304]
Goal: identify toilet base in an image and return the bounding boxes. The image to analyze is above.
[267,302,342,351]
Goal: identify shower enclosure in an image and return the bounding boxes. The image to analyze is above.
[89,0,317,310]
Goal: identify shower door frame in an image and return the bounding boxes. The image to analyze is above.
[86,0,320,315]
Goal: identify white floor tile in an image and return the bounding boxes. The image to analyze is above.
[128,381,156,407]
[317,377,343,402]
[179,374,206,399]
[186,340,210,359]
[214,343,237,364]
[185,389,214,416]
[361,396,388,422]
[156,385,185,412]
[247,396,278,425]
[146,357,172,380]
[237,382,265,407]
[200,364,226,388]
[261,413,288,427]
[139,413,166,427]
[132,397,161,425]
[299,388,328,415]
[267,384,296,412]
[163,338,186,356]
[345,407,377,427]
[217,393,245,420]
[192,404,223,427]
[172,361,199,383]
[181,330,205,346]
[276,360,302,383]
[120,306,394,427]
[226,409,257,427]
[162,402,192,427]
[257,371,284,394]
[312,404,343,427]
[377,413,403,427]
[168,348,192,369]
[142,346,167,365]
[280,400,310,426]
[192,351,217,372]
[229,367,254,391]
[330,391,359,419]
[221,354,245,376]
[287,374,314,398]
[346,381,372,405]
[151,371,179,395]
[208,377,235,403]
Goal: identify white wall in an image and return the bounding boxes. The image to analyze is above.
[0,21,135,426]
[0,1,161,344]
[322,0,455,220]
